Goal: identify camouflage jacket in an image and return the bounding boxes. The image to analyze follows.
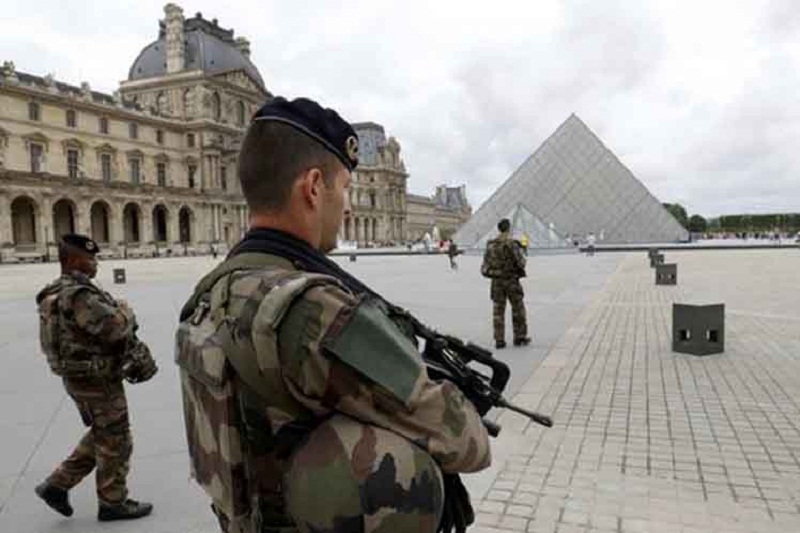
[481,233,526,279]
[36,272,136,377]
[178,252,490,469]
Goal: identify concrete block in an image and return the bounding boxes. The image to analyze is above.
[672,303,724,355]
[656,263,677,285]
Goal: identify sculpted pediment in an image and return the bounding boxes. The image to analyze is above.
[219,69,264,94]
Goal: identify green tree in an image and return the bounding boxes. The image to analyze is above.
[663,203,689,228]
[688,214,708,233]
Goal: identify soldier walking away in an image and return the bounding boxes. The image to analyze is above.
[481,219,531,349]
[447,239,460,269]
[175,97,490,533]
[34,234,155,522]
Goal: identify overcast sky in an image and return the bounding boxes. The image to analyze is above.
[2,0,798,217]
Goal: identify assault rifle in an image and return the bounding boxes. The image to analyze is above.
[399,311,553,436]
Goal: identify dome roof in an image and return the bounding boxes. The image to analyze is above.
[128,16,265,91]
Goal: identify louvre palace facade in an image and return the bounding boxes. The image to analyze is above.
[0,3,470,262]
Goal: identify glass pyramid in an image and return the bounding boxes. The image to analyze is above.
[455,114,688,248]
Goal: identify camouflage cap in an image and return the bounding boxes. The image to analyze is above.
[60,233,99,255]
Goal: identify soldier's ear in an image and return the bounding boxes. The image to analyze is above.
[297,168,325,210]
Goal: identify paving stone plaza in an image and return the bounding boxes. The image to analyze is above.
[1,249,799,532]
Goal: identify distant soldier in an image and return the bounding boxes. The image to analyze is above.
[481,219,531,349]
[34,234,155,522]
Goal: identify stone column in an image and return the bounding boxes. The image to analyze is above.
[211,204,220,241]
[206,203,215,243]
[77,199,91,235]
[110,201,124,249]
[39,195,52,255]
[141,202,153,246]
[167,203,181,248]
[0,193,10,245]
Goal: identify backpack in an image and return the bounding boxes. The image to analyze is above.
[480,240,502,278]
[37,283,64,375]
[174,253,338,532]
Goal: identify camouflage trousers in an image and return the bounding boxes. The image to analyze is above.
[490,278,528,342]
[46,378,132,504]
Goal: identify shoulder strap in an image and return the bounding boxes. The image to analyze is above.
[221,271,340,405]
[179,253,294,321]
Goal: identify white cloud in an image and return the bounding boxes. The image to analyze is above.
[2,0,799,217]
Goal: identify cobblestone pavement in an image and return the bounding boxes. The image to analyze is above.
[0,252,619,533]
[4,250,799,532]
[475,251,800,533]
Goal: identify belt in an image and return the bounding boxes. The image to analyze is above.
[57,357,115,376]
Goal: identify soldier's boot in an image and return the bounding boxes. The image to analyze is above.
[513,337,531,347]
[35,482,73,517]
[495,340,506,349]
[97,499,153,521]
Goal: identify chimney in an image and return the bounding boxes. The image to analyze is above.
[235,36,251,58]
[164,3,185,74]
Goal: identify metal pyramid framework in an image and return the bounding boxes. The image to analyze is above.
[455,114,688,247]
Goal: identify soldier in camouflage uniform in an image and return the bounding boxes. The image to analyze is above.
[176,97,490,533]
[481,219,531,349]
[34,234,153,521]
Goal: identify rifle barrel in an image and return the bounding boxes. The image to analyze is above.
[497,398,553,428]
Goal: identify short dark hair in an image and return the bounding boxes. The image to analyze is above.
[238,121,340,212]
[498,219,511,233]
[58,242,87,265]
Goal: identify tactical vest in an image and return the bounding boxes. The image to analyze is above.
[175,253,343,533]
[481,237,524,279]
[36,275,121,379]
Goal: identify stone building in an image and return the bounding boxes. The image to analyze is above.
[0,4,267,261]
[406,185,472,241]
[343,122,409,246]
[0,3,470,259]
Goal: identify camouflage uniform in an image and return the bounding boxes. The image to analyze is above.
[176,253,491,533]
[36,272,136,505]
[481,234,528,343]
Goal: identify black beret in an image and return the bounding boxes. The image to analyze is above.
[252,96,359,171]
[498,219,511,232]
[60,233,99,255]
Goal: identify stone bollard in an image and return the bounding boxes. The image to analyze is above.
[650,253,665,268]
[113,268,126,284]
[656,263,677,285]
[672,303,724,355]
